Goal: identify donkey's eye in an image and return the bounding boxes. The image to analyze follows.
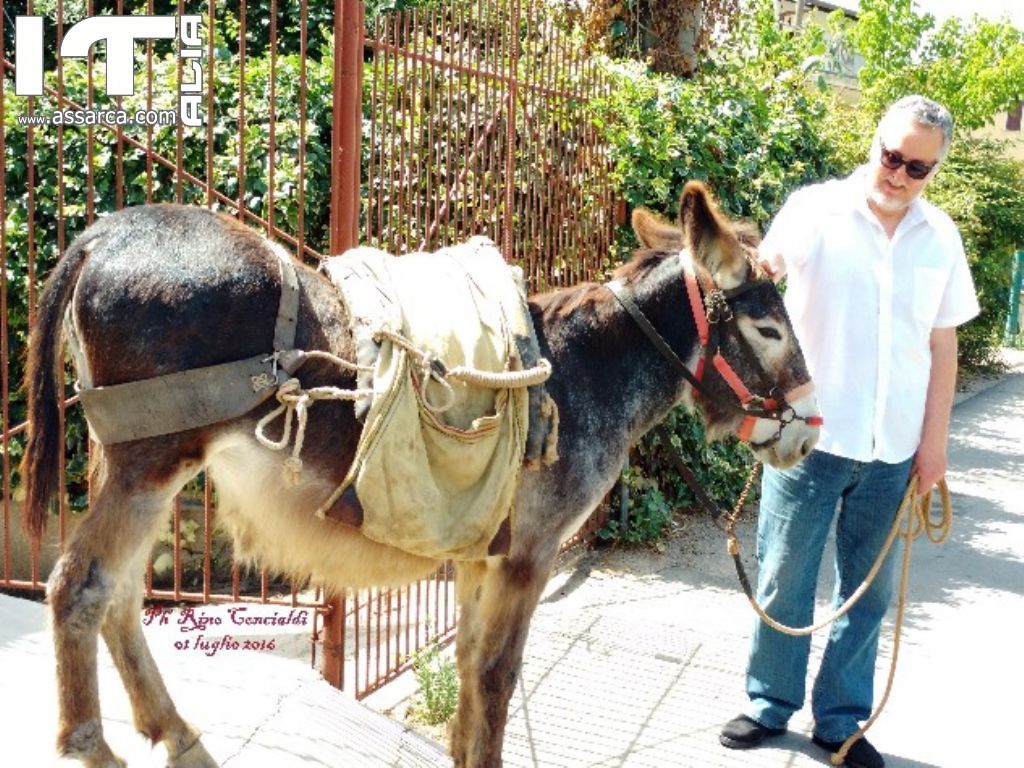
[757,326,782,340]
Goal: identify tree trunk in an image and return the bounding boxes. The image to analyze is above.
[648,0,703,77]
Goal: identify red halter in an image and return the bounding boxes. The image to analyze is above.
[681,259,823,443]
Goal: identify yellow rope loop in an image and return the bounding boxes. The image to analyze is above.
[447,357,553,389]
[418,353,456,414]
[375,328,552,391]
[254,379,302,452]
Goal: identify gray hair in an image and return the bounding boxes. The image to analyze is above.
[877,95,954,160]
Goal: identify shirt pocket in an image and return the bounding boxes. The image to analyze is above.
[912,266,947,327]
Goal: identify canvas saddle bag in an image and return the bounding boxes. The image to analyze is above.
[320,237,556,560]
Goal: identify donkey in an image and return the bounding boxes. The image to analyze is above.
[22,181,820,768]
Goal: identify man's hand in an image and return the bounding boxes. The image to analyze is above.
[756,252,785,283]
[912,438,947,495]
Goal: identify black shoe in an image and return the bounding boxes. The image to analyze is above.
[719,714,787,749]
[812,734,885,768]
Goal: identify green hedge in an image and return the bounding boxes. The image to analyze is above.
[588,1,1024,541]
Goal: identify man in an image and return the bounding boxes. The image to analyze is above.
[719,95,979,768]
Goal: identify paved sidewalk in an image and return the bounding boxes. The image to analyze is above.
[0,596,449,767]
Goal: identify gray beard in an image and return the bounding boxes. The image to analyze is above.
[868,185,911,214]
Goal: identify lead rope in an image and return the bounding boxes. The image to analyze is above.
[724,471,952,765]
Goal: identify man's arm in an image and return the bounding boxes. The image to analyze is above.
[913,326,958,493]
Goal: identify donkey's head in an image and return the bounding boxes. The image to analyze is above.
[632,181,820,468]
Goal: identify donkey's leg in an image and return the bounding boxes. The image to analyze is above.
[100,557,217,768]
[48,450,200,768]
[449,551,555,768]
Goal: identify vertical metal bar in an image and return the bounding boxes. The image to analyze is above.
[366,17,379,246]
[25,0,39,585]
[330,0,362,254]
[444,6,455,247]
[115,0,125,210]
[86,0,96,221]
[298,0,309,255]
[202,472,212,601]
[444,562,451,632]
[404,583,411,664]
[422,8,439,251]
[146,0,155,202]
[489,1,504,249]
[568,14,582,283]
[557,5,570,282]
[176,0,185,202]
[528,11,547,286]
[409,9,422,248]
[0,4,9,583]
[470,0,482,239]
[339,593,347,690]
[237,0,248,218]
[322,0,362,690]
[173,495,182,600]
[455,1,467,239]
[267,0,278,236]
[388,14,402,252]
[415,579,423,651]
[502,0,520,261]
[377,13,391,248]
[206,0,216,206]
[381,588,389,685]
[364,590,373,694]
[320,592,346,688]
[399,10,411,250]
[56,0,68,550]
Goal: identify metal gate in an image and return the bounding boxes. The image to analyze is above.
[0,0,613,698]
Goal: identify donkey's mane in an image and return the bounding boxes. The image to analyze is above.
[530,250,671,320]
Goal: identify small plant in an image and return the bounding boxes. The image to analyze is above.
[410,640,459,726]
[598,466,673,545]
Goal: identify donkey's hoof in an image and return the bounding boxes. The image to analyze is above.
[167,736,218,768]
[59,720,127,768]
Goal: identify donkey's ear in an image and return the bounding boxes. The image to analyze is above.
[679,181,746,288]
[632,208,685,252]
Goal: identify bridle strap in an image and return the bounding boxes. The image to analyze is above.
[605,280,703,393]
[605,279,795,422]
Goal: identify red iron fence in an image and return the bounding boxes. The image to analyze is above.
[0,0,613,699]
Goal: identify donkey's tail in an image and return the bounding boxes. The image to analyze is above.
[21,236,94,539]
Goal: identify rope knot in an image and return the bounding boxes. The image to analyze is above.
[282,456,304,486]
[252,350,374,488]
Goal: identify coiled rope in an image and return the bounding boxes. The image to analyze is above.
[724,473,953,766]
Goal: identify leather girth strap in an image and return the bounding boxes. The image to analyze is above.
[70,246,304,445]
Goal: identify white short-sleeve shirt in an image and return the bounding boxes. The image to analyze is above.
[761,168,980,464]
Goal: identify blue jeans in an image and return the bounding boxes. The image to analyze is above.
[745,449,913,742]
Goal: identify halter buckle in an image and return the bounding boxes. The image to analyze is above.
[705,289,733,324]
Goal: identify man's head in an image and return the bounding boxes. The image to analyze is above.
[866,95,953,216]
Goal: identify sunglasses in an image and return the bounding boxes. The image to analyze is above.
[878,141,938,180]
